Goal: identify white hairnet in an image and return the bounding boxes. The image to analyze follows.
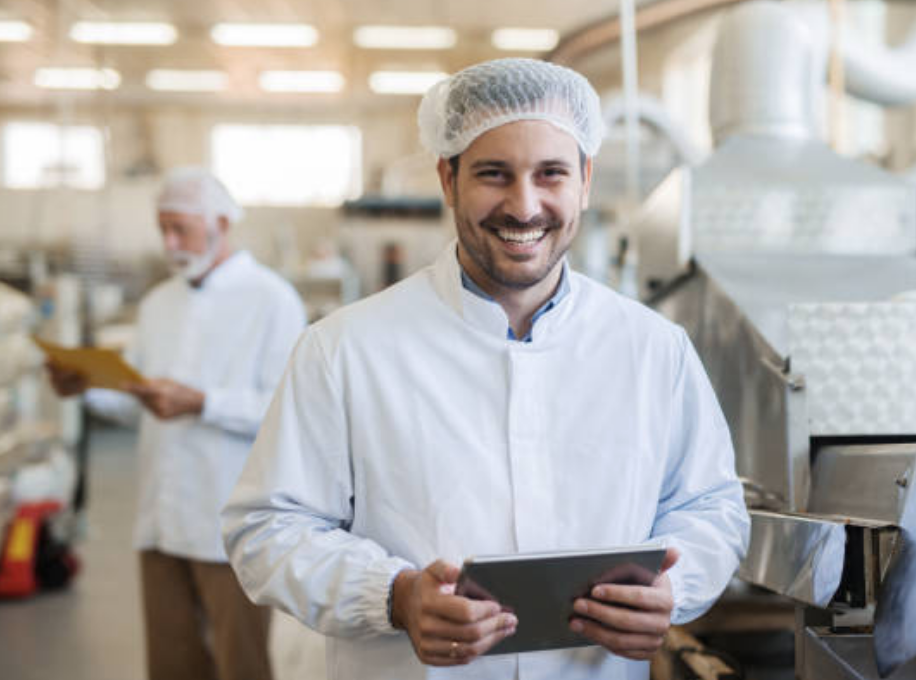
[156,167,244,224]
[418,58,604,158]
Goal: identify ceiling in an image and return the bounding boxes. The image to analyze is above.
[0,0,619,108]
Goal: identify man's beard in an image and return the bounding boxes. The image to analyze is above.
[457,209,572,290]
[166,231,221,282]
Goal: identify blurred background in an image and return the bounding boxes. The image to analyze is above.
[2,1,916,679]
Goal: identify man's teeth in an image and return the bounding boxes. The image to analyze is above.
[496,229,546,243]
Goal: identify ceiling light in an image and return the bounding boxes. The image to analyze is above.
[146,70,228,92]
[354,26,455,50]
[259,71,344,93]
[211,23,318,47]
[491,28,559,52]
[70,21,177,45]
[368,71,447,95]
[0,21,33,42]
[34,67,121,90]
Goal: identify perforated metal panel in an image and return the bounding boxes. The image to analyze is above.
[693,185,916,255]
[789,302,916,435]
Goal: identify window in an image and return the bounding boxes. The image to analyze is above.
[2,122,106,189]
[211,124,362,206]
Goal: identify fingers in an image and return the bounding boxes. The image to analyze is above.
[572,597,669,636]
[569,617,664,660]
[571,576,674,662]
[434,591,501,624]
[126,382,157,397]
[419,620,517,665]
[589,582,673,613]
[420,561,499,624]
[407,560,516,667]
[427,560,461,586]
[45,362,88,396]
[659,547,680,574]
[127,385,167,418]
[418,611,517,644]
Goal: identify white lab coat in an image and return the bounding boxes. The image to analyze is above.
[222,242,749,680]
[88,250,306,561]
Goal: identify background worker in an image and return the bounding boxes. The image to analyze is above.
[48,167,306,680]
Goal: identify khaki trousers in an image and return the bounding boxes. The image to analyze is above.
[140,549,272,680]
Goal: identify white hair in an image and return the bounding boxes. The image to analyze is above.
[156,167,244,225]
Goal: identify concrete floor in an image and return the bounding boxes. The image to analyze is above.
[0,424,145,680]
[0,422,328,680]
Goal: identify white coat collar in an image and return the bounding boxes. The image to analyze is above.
[430,240,576,343]
[189,249,254,292]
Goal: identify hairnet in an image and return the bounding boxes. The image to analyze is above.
[156,167,244,224]
[418,58,604,159]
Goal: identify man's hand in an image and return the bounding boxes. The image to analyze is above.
[45,360,89,397]
[391,560,517,666]
[126,379,204,420]
[569,547,679,661]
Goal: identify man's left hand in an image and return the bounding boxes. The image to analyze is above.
[568,547,679,661]
[127,379,205,420]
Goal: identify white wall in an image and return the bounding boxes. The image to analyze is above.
[0,100,440,272]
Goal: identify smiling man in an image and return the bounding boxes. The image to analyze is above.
[444,119,587,341]
[222,59,749,680]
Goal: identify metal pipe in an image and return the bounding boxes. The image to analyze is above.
[619,0,641,203]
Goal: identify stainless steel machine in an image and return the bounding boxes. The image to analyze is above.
[627,3,916,676]
[636,135,916,679]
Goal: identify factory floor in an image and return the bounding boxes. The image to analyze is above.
[0,424,144,680]
[0,422,326,680]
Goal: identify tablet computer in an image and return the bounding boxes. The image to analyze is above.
[455,544,666,655]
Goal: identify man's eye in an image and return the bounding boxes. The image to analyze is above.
[542,167,569,178]
[477,169,504,178]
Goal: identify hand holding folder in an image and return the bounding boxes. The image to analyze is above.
[33,336,146,392]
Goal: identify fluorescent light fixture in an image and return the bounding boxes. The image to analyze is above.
[354,26,455,50]
[0,21,33,42]
[259,71,344,93]
[211,23,318,47]
[492,28,559,51]
[70,21,177,45]
[34,67,121,90]
[146,70,228,92]
[369,71,447,95]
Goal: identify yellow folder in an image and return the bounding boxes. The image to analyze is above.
[32,335,146,391]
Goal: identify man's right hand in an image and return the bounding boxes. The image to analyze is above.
[45,361,89,397]
[391,560,517,666]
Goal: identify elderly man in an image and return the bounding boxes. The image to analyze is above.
[48,167,306,680]
[222,59,749,680]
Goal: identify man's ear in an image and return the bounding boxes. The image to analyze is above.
[580,156,594,211]
[216,215,230,235]
[437,157,457,208]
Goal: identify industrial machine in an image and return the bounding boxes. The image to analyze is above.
[633,3,916,678]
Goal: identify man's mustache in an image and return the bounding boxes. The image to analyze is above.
[479,213,562,231]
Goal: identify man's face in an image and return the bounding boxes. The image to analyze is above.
[157,211,212,256]
[438,120,592,292]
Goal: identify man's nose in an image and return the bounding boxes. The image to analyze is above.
[161,231,180,251]
[503,180,541,224]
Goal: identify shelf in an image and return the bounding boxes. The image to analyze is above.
[0,422,61,478]
[0,363,44,390]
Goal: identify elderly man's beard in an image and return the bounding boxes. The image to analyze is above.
[166,231,221,282]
